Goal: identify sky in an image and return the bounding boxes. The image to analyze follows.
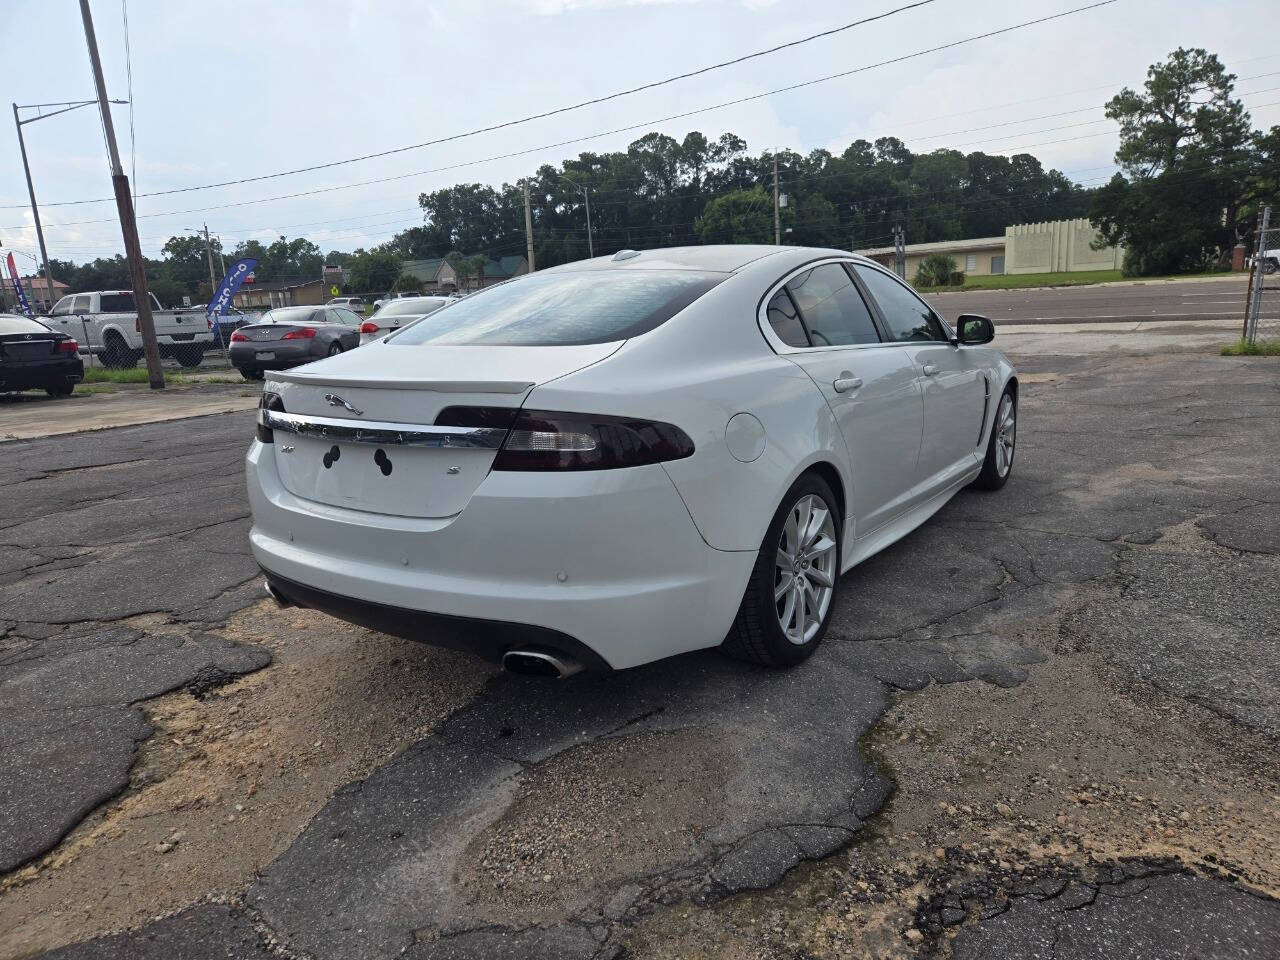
[2,0,1278,269]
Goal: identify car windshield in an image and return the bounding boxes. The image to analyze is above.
[0,315,52,335]
[376,298,447,317]
[388,270,725,346]
[260,307,317,325]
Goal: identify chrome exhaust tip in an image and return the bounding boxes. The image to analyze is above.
[501,649,583,679]
[264,579,294,608]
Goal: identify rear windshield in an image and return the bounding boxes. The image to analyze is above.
[377,298,448,317]
[0,315,52,335]
[261,307,319,325]
[388,270,725,346]
[98,292,162,312]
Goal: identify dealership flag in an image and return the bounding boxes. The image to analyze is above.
[5,253,33,317]
[205,257,258,336]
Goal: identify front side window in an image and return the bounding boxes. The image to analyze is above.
[786,264,880,346]
[51,296,73,316]
[389,269,725,347]
[853,265,949,343]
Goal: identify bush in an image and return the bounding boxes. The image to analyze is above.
[914,254,958,288]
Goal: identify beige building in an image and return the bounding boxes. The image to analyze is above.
[854,218,1123,280]
[1004,218,1123,274]
[856,236,1006,279]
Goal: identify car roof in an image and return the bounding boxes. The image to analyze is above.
[539,245,867,274]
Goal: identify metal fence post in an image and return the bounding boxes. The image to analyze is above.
[1246,206,1271,345]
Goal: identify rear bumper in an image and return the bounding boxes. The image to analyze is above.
[246,440,755,670]
[262,570,613,670]
[229,341,318,370]
[0,357,84,390]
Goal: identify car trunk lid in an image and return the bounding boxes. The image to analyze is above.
[263,341,620,518]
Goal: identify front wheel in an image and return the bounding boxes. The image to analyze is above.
[102,334,138,369]
[1264,258,1279,276]
[972,386,1016,491]
[722,473,841,668]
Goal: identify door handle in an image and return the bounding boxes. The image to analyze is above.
[922,364,939,376]
[833,377,863,393]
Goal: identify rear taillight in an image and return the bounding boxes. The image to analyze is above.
[257,391,285,443]
[230,330,249,342]
[489,409,694,471]
[359,321,379,334]
[58,339,78,353]
[282,327,317,340]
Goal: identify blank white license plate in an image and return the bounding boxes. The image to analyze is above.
[256,351,276,360]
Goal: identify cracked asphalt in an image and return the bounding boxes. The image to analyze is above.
[1,349,1278,959]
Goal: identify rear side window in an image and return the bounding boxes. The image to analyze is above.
[72,294,92,313]
[765,290,808,347]
[389,269,725,346]
[786,264,880,346]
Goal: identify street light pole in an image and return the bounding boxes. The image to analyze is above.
[561,175,594,259]
[78,0,165,389]
[12,104,58,317]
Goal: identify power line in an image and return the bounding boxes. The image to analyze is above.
[2,0,940,210]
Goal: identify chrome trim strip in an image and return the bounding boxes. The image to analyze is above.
[263,410,508,449]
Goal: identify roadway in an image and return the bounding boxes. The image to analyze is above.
[924,276,1253,325]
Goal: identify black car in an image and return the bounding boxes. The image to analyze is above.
[228,305,362,381]
[0,313,84,396]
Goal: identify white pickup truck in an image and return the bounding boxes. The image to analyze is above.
[45,291,216,368]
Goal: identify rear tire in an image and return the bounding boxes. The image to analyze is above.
[45,380,75,397]
[972,386,1016,491]
[175,345,204,368]
[102,333,137,369]
[327,342,343,357]
[1264,258,1279,276]
[240,369,264,381]
[722,473,842,668]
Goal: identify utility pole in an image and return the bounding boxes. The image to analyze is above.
[216,238,227,278]
[201,224,218,298]
[893,223,906,279]
[583,188,593,259]
[78,0,164,389]
[12,105,59,317]
[523,181,536,272]
[773,153,781,246]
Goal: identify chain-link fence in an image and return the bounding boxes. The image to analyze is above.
[1244,205,1279,345]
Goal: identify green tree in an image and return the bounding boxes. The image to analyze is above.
[696,188,774,244]
[1091,48,1264,274]
[346,249,403,292]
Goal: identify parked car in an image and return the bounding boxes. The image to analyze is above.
[209,308,261,348]
[0,313,84,396]
[359,295,452,345]
[228,305,362,381]
[1251,248,1279,274]
[372,292,426,310]
[325,296,368,314]
[249,246,1016,676]
[45,291,214,368]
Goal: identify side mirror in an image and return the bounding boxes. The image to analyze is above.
[955,314,994,345]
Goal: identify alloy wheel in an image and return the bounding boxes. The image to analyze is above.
[995,393,1016,477]
[774,493,837,645]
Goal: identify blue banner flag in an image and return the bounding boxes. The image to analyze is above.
[6,253,33,317]
[206,257,257,324]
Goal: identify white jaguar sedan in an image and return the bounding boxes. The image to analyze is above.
[247,246,1016,676]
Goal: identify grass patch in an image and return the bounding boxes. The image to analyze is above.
[81,367,191,385]
[73,383,119,394]
[1220,338,1280,356]
[80,367,153,383]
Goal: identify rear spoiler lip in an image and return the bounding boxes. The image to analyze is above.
[264,371,534,393]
